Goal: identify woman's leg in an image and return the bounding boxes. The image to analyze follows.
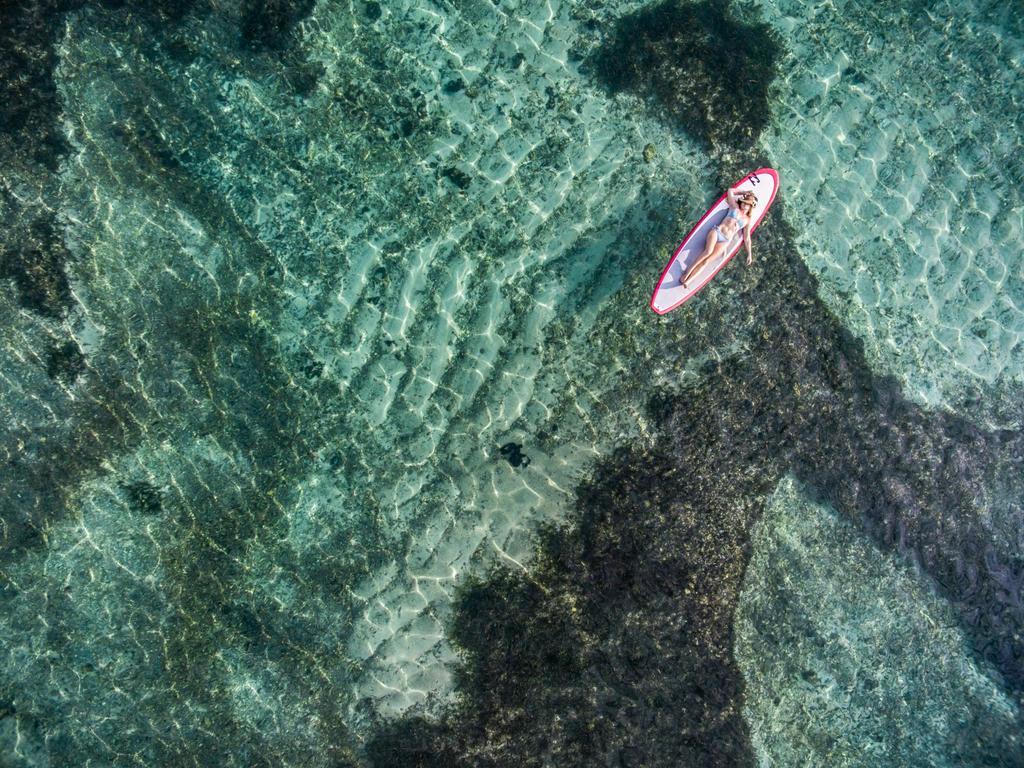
[683,230,725,286]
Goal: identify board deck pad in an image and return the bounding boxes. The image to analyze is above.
[650,168,779,314]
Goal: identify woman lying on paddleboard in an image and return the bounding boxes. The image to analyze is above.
[682,186,758,288]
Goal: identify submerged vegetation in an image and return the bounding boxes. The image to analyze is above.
[0,0,1020,766]
[366,209,1024,765]
[592,1,782,150]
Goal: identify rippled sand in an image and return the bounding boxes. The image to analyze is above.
[3,0,701,745]
[0,0,1021,764]
[760,0,1024,417]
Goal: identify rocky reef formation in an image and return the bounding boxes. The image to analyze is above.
[591,0,781,150]
[737,477,1021,767]
[367,468,759,767]
[366,200,1023,764]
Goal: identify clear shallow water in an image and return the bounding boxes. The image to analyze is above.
[5,0,704,755]
[0,0,1021,765]
[758,0,1024,419]
[738,477,1021,768]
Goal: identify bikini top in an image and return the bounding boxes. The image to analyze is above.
[722,207,747,229]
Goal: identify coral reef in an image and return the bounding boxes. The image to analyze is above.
[737,477,1022,767]
[592,0,781,151]
[366,205,1024,766]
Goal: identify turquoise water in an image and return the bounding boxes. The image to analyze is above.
[0,0,1021,765]
[760,0,1024,419]
[738,477,1020,767]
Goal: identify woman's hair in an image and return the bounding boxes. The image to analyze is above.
[740,193,758,207]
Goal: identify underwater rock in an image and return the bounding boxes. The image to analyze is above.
[592,0,781,150]
[240,0,316,52]
[238,1,325,97]
[498,442,530,468]
[736,477,1022,767]
[441,166,473,190]
[44,338,85,384]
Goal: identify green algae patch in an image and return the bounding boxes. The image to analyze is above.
[592,1,782,151]
[736,477,1022,768]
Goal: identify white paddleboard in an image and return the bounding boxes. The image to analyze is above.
[650,168,779,314]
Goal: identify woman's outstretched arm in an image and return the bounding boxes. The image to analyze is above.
[744,226,753,265]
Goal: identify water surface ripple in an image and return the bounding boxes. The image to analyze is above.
[0,0,1021,765]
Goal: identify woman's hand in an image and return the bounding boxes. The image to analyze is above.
[746,251,753,266]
